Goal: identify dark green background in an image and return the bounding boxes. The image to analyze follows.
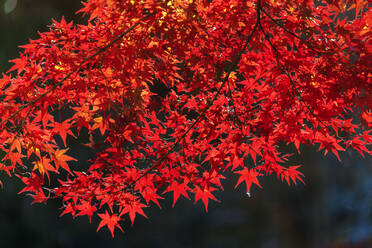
[0,1,371,247]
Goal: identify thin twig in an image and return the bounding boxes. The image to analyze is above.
[260,7,322,55]
[0,12,155,127]
[258,20,349,142]
[127,0,262,188]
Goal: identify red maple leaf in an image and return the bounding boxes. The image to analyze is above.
[193,185,218,212]
[53,149,76,174]
[281,166,305,185]
[164,181,191,207]
[18,172,44,195]
[76,200,97,222]
[97,211,123,237]
[234,168,262,194]
[119,199,147,225]
[53,119,76,147]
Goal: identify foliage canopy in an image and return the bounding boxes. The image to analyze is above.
[0,0,371,236]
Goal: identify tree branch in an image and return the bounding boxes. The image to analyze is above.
[128,0,262,188]
[0,12,155,127]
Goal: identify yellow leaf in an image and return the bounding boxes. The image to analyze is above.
[33,161,45,175]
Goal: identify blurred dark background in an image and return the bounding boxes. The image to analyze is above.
[0,1,371,247]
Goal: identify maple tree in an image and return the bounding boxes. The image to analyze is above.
[0,0,371,237]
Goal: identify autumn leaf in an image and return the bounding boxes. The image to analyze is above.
[53,149,76,174]
[18,172,44,195]
[53,119,76,147]
[234,168,262,194]
[76,200,97,222]
[193,185,218,212]
[281,166,305,185]
[120,199,148,225]
[164,181,191,207]
[32,157,57,181]
[97,211,124,237]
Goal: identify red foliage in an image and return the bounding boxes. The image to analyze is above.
[0,0,371,236]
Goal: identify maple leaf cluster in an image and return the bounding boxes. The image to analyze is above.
[0,0,371,237]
